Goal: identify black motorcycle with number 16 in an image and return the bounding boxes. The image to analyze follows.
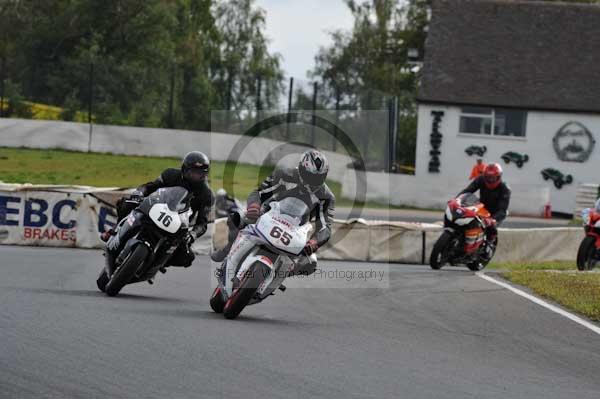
[97,186,194,296]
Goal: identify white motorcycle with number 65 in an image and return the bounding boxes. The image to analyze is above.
[210,197,315,319]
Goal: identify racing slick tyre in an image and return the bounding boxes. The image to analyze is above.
[105,244,149,297]
[576,236,597,271]
[467,262,486,271]
[96,269,110,292]
[210,287,226,313]
[430,231,454,270]
[223,262,270,319]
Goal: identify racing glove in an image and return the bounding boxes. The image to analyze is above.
[483,217,497,228]
[303,239,319,256]
[246,202,261,222]
[192,223,208,239]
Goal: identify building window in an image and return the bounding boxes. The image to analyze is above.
[459,107,527,137]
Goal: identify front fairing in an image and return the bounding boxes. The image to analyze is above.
[138,187,192,233]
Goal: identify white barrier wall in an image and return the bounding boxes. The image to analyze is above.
[0,118,352,183]
[341,169,550,216]
[213,218,582,264]
[0,184,581,264]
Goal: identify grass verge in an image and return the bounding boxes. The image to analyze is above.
[501,270,600,321]
[488,260,576,271]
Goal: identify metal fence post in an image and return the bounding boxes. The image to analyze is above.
[0,55,5,117]
[286,77,294,141]
[87,62,94,152]
[311,81,318,146]
[256,76,262,124]
[333,86,341,152]
[168,63,175,129]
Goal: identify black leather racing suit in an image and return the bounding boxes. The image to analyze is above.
[458,176,511,255]
[118,168,214,267]
[215,167,336,271]
[458,176,511,225]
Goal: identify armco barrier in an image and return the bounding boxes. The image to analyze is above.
[213,218,583,264]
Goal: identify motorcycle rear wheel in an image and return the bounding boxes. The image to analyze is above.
[105,244,149,297]
[430,231,454,270]
[223,262,270,319]
[577,236,597,271]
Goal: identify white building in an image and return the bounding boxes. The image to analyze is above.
[414,0,600,215]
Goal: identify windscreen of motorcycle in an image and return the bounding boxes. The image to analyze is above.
[457,192,479,207]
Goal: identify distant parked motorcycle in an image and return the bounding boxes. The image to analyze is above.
[214,188,243,219]
[97,186,194,296]
[210,196,314,319]
[430,193,495,271]
[577,200,600,271]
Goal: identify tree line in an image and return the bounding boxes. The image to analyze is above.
[0,0,283,130]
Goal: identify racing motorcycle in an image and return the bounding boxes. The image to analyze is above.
[430,193,495,271]
[210,196,314,319]
[96,186,194,296]
[577,199,600,271]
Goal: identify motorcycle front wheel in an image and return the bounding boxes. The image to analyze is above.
[430,231,454,270]
[210,287,226,313]
[223,262,270,319]
[577,236,597,271]
[105,244,149,297]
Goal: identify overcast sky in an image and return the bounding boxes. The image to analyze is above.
[255,0,354,81]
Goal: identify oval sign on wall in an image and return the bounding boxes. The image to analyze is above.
[553,121,595,162]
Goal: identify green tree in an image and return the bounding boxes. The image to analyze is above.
[311,0,428,168]
[0,0,283,130]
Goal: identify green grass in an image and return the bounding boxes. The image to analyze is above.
[0,147,269,197]
[0,147,401,209]
[502,270,600,321]
[488,260,576,271]
[487,260,600,321]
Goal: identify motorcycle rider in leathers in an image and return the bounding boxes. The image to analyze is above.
[105,151,214,268]
[212,149,335,276]
[458,162,511,260]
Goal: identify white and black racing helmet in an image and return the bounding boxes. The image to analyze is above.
[298,149,329,191]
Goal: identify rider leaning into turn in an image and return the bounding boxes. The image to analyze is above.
[105,151,214,268]
[458,162,511,258]
[211,149,335,276]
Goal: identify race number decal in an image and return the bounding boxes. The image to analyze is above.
[157,212,172,227]
[269,226,292,246]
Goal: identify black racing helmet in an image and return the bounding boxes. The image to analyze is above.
[181,151,210,187]
[298,149,329,191]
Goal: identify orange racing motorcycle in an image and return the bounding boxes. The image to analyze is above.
[430,193,496,271]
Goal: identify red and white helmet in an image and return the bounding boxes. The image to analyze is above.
[483,163,503,189]
[298,149,329,191]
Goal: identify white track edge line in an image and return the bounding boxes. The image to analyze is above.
[476,271,600,336]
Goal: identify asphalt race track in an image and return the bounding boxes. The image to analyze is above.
[2,246,600,399]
